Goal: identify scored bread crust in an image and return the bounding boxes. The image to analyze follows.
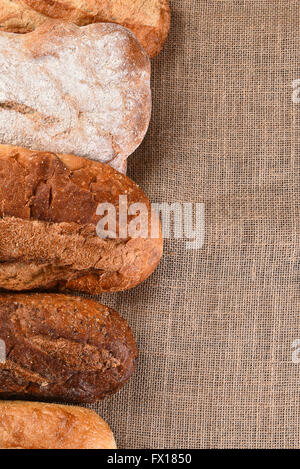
[0,20,151,173]
[0,293,138,403]
[0,145,163,294]
[0,0,171,57]
[0,401,117,449]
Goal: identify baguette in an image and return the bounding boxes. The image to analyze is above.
[0,401,117,449]
[0,20,151,173]
[0,293,137,402]
[0,145,163,293]
[0,0,171,57]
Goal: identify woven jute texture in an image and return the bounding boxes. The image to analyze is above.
[88,0,300,448]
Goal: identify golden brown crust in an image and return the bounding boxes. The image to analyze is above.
[0,401,117,449]
[0,145,163,293]
[0,0,45,33]
[0,0,170,57]
[0,293,138,402]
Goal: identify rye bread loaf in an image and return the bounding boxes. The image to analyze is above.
[0,20,151,173]
[0,0,170,57]
[0,293,137,403]
[0,401,117,449]
[0,145,163,293]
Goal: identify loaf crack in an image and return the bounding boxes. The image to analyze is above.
[0,101,59,125]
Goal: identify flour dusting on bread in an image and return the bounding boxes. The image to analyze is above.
[0,21,151,173]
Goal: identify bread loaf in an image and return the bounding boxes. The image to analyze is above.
[0,20,151,173]
[0,401,117,449]
[0,293,137,402]
[0,0,170,57]
[0,145,163,293]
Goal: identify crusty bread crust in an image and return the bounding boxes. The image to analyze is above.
[0,401,117,449]
[0,293,137,402]
[0,20,151,173]
[0,0,171,57]
[0,145,163,293]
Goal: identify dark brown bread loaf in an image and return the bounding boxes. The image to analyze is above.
[0,145,163,293]
[0,293,137,403]
[0,401,117,449]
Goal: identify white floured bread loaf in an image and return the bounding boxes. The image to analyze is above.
[0,20,151,173]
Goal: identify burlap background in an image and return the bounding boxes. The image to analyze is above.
[88,0,300,448]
